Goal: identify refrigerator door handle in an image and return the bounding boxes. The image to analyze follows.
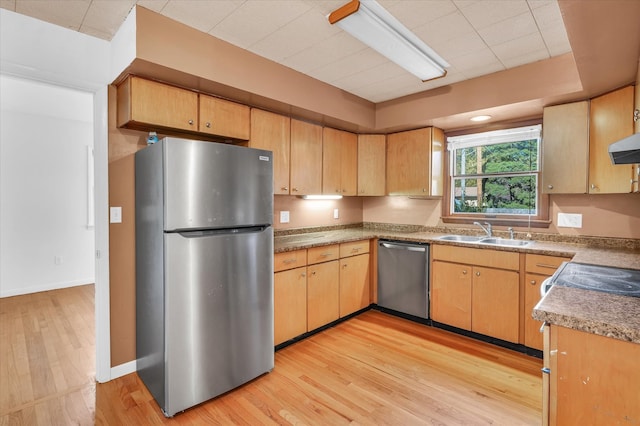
[176,226,269,238]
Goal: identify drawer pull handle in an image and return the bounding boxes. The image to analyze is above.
[283,259,296,264]
[320,253,333,257]
[535,263,559,269]
[351,248,360,253]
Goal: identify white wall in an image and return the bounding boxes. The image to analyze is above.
[0,75,95,296]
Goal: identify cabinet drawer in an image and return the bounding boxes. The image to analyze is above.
[525,254,570,275]
[340,240,370,258]
[432,244,519,270]
[274,249,307,272]
[307,244,339,265]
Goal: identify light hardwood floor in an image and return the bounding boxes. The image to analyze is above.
[0,284,95,425]
[1,285,543,425]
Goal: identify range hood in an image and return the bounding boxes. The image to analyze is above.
[609,132,640,164]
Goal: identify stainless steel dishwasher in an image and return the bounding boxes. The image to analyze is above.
[377,240,429,319]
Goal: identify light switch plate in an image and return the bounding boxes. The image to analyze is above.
[110,207,122,224]
[333,209,339,219]
[280,211,290,224]
[557,213,582,228]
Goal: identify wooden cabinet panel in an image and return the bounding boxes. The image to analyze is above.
[525,254,569,275]
[339,240,370,258]
[432,244,519,271]
[307,261,339,330]
[471,267,519,343]
[431,261,472,330]
[249,109,291,195]
[198,94,250,140]
[549,326,640,425]
[322,127,357,196]
[274,267,307,345]
[307,244,339,265]
[117,76,198,131]
[274,249,306,272]
[589,86,635,193]
[386,128,431,195]
[290,119,322,195]
[357,134,386,196]
[524,273,545,350]
[542,101,589,194]
[339,253,370,317]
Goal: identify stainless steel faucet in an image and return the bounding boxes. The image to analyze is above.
[473,221,492,237]
[508,227,515,240]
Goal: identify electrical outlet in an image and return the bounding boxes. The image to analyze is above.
[110,206,122,223]
[333,208,339,219]
[280,211,290,224]
[54,256,63,265]
[557,213,582,228]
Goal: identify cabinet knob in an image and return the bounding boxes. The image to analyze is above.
[462,270,467,275]
[423,188,427,192]
[547,184,553,189]
[343,264,347,268]
[360,189,365,194]
[281,187,289,191]
[292,188,298,192]
[475,271,481,277]
[311,271,316,276]
[530,280,537,285]
[591,183,597,190]
[301,273,306,278]
[188,119,194,125]
[205,122,211,128]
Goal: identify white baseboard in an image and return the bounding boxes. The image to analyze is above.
[108,360,137,381]
[0,278,95,298]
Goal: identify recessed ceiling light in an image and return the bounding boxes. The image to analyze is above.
[470,115,492,122]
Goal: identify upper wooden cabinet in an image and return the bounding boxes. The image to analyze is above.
[117,75,198,132]
[357,134,386,196]
[589,85,635,194]
[542,101,589,194]
[198,94,250,140]
[386,127,444,196]
[322,127,357,196]
[249,109,291,195]
[290,119,322,195]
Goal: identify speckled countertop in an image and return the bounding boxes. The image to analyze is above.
[274,223,640,344]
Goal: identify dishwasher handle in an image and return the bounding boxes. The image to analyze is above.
[380,242,426,252]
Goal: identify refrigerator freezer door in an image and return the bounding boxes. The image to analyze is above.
[163,138,273,231]
[163,227,274,416]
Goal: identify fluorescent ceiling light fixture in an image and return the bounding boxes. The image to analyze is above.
[300,195,343,200]
[328,0,449,81]
[470,115,492,122]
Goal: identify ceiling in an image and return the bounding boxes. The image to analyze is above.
[0,0,573,103]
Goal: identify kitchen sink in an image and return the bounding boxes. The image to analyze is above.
[438,235,485,242]
[438,235,532,247]
[478,238,532,247]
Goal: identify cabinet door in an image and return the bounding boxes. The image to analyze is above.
[524,273,546,350]
[290,119,322,195]
[431,261,472,330]
[198,95,250,140]
[471,266,519,343]
[542,101,589,194]
[357,134,386,196]
[322,127,357,196]
[339,253,370,317]
[307,261,339,331]
[589,86,635,194]
[386,128,432,195]
[117,76,198,131]
[249,109,291,195]
[274,267,307,345]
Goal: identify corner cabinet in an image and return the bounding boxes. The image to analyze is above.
[589,85,636,194]
[338,241,370,317]
[386,127,444,196]
[322,127,357,196]
[357,134,386,196]
[249,109,291,195]
[431,245,520,343]
[541,101,589,194]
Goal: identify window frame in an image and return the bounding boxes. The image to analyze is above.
[441,122,550,228]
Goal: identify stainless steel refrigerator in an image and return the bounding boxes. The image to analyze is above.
[135,137,274,417]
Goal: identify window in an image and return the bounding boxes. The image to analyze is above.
[443,125,549,227]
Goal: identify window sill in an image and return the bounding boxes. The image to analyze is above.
[441,216,551,228]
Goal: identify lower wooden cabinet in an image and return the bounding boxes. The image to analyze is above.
[431,245,520,343]
[546,325,640,425]
[274,240,371,345]
[307,261,340,331]
[274,267,307,345]
[339,253,370,317]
